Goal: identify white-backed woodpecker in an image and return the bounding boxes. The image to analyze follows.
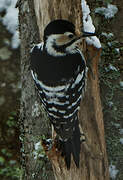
[30,19,96,169]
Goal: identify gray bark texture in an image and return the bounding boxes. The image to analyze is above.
[19,0,109,179]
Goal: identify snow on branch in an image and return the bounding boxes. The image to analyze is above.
[95,4,118,19]
[0,0,20,49]
[81,0,101,49]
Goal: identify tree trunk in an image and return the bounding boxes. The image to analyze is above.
[19,0,109,179]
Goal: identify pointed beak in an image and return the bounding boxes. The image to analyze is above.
[75,31,97,41]
[66,31,98,47]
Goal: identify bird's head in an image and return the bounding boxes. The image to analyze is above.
[44,19,96,56]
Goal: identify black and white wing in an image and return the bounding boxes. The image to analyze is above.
[30,44,87,169]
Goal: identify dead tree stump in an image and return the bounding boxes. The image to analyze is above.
[19,0,109,179]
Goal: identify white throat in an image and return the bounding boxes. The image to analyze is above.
[45,35,78,57]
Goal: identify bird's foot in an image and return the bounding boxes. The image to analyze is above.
[42,138,53,151]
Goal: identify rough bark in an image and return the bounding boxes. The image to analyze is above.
[19,0,54,179]
[19,0,109,179]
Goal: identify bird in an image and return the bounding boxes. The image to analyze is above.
[30,19,96,169]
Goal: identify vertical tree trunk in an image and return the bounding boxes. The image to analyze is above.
[19,0,109,179]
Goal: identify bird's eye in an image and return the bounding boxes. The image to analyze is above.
[68,34,74,39]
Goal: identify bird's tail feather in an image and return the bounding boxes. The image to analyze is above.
[60,122,81,169]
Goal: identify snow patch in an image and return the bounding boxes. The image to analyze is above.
[35,141,42,151]
[119,81,123,88]
[109,164,119,179]
[105,64,118,72]
[95,4,118,19]
[119,129,123,134]
[2,0,18,34]
[115,48,120,54]
[11,31,20,49]
[120,138,123,144]
[102,32,114,39]
[81,0,101,48]
[0,0,20,49]
[107,42,112,47]
[33,141,45,159]
[109,64,117,71]
[108,101,113,108]
[0,0,11,12]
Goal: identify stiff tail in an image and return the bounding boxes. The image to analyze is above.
[60,122,81,169]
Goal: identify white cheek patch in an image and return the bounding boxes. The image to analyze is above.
[45,34,78,56]
[45,35,66,56]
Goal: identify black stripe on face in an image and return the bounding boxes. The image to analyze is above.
[52,37,78,53]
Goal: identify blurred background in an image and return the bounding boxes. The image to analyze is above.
[0,0,122,179]
[0,0,21,179]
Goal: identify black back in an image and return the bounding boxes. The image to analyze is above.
[30,45,85,84]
